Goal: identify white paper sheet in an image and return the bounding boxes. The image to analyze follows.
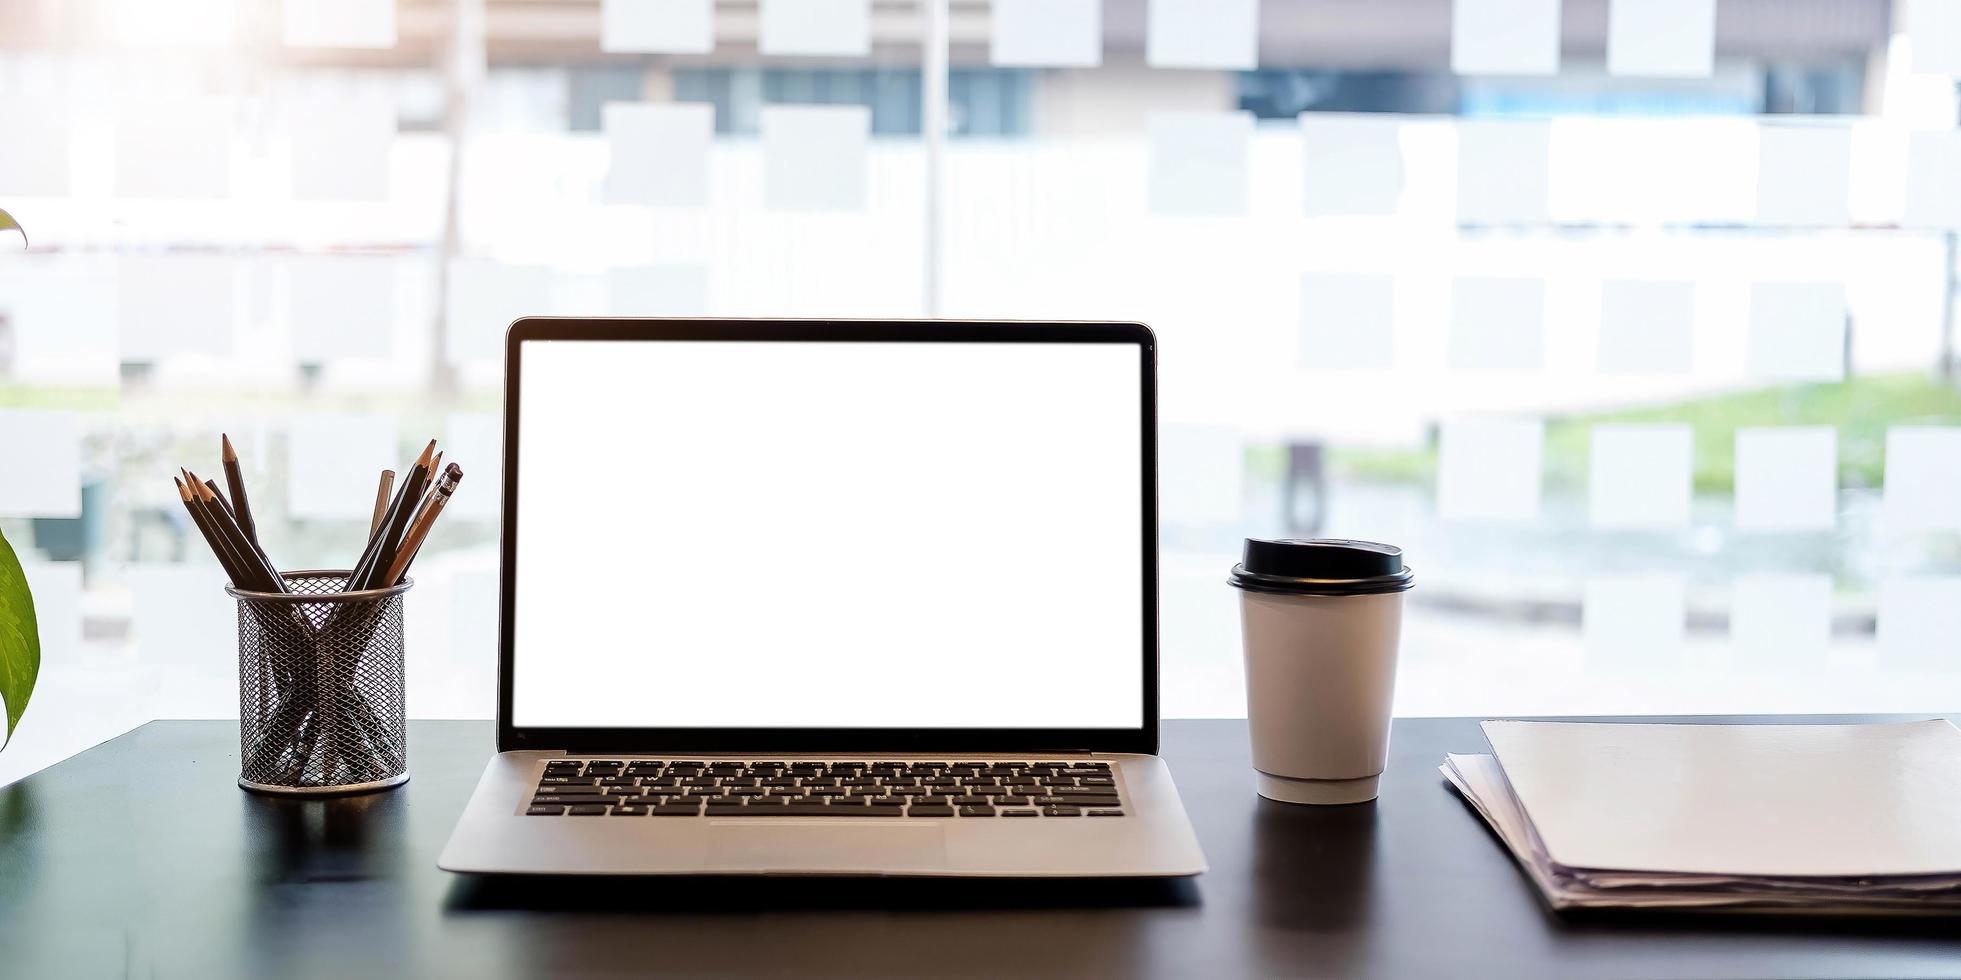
[117,255,240,361]
[601,0,714,54]
[0,99,70,196]
[1607,0,1714,77]
[758,0,869,57]
[1159,425,1243,524]
[1756,123,1853,227]
[1734,427,1837,532]
[1597,279,1695,373]
[1148,111,1253,215]
[1301,112,1405,217]
[1583,575,1685,667]
[444,258,552,365]
[761,105,869,211]
[1589,424,1692,529]
[442,412,502,521]
[1455,118,1552,225]
[1448,277,1545,372]
[1883,426,1961,533]
[0,410,81,518]
[286,413,401,522]
[607,265,710,316]
[1878,577,1961,670]
[287,255,397,361]
[1452,0,1560,75]
[1145,0,1257,70]
[1436,417,1543,522]
[1904,0,1961,77]
[1747,282,1846,382]
[1730,574,1833,669]
[1903,130,1961,230]
[113,101,233,199]
[603,102,713,207]
[1299,273,1395,371]
[290,97,394,201]
[282,0,396,48]
[991,0,1100,67]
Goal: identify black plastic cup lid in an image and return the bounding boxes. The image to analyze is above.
[1228,538,1414,597]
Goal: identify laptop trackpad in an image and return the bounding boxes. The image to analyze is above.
[706,823,947,872]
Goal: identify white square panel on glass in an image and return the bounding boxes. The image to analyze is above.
[1448,277,1545,372]
[289,97,394,201]
[1589,424,1693,529]
[1148,111,1253,215]
[118,255,240,361]
[1597,279,1695,374]
[113,101,233,199]
[1904,0,1961,77]
[1584,574,1685,668]
[603,102,713,208]
[1300,274,1395,372]
[1159,425,1243,524]
[1747,282,1846,382]
[286,413,401,522]
[1436,417,1543,522]
[127,563,238,717]
[760,105,869,212]
[1146,0,1257,70]
[1877,577,1961,670]
[0,99,71,196]
[444,259,552,366]
[282,0,395,48]
[1606,0,1714,77]
[1455,119,1552,225]
[1882,426,1961,533]
[1903,130,1961,230]
[758,0,869,57]
[1301,113,1405,217]
[991,0,1100,68]
[287,255,397,362]
[602,0,714,54]
[607,265,710,316]
[1734,427,1837,532]
[0,410,81,518]
[1452,0,1560,75]
[1730,574,1832,670]
[18,561,81,654]
[1755,123,1852,227]
[442,412,502,522]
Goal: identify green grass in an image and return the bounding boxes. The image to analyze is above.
[1332,372,1961,493]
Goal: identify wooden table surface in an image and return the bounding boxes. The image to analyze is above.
[3,716,1958,978]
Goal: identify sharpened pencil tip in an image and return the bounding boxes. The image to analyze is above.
[221,433,236,461]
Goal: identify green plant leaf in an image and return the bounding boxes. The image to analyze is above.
[0,527,40,750]
[0,207,24,247]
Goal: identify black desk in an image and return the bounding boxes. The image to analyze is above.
[3,717,1958,979]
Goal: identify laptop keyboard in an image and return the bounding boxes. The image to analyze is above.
[525,759,1125,818]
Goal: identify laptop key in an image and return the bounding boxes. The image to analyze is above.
[651,804,700,815]
[567,805,610,816]
[526,805,565,816]
[958,806,997,817]
[1042,806,1082,817]
[1087,809,1125,817]
[1000,809,1039,817]
[908,805,956,817]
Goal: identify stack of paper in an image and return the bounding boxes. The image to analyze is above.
[1443,720,1961,914]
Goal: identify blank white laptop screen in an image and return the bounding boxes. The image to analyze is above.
[511,339,1145,730]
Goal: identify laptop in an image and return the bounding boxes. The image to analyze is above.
[438,317,1207,877]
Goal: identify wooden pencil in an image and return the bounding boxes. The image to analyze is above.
[192,471,286,594]
[380,463,462,586]
[369,470,395,539]
[198,472,286,593]
[177,477,252,588]
[220,434,258,546]
[349,440,434,591]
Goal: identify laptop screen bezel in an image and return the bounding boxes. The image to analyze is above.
[496,317,1160,755]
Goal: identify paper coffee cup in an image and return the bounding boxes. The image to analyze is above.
[1229,538,1413,805]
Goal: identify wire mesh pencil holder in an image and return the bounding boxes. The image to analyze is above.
[231,570,412,796]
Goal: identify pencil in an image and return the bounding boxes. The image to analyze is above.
[380,463,462,586]
[197,471,286,593]
[349,440,434,591]
[220,434,258,546]
[369,470,395,539]
[177,477,251,588]
[192,471,286,594]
